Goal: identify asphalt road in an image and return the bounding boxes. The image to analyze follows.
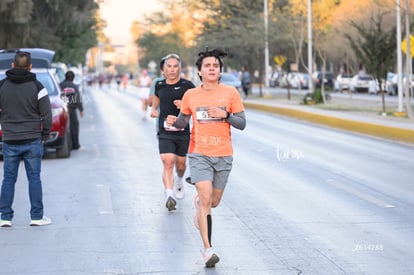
[0,84,413,275]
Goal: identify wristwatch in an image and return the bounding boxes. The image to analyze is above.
[226,111,231,119]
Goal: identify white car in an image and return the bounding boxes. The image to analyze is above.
[285,72,309,89]
[334,74,353,92]
[349,74,378,93]
[386,73,414,96]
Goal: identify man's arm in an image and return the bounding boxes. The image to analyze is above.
[170,112,191,128]
[37,84,52,141]
[75,85,84,113]
[227,111,246,130]
[150,96,160,117]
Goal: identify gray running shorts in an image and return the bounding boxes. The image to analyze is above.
[188,153,233,190]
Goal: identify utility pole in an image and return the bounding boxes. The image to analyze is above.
[404,0,412,118]
[396,0,404,113]
[307,0,313,93]
[264,0,270,92]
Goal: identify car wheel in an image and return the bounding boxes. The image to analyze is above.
[56,130,71,158]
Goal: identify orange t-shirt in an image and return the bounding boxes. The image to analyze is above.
[180,83,245,157]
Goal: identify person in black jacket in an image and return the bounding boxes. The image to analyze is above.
[60,70,84,150]
[0,51,53,227]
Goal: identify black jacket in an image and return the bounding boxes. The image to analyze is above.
[59,80,83,112]
[0,68,52,142]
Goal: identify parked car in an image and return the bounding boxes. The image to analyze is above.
[284,72,309,89]
[269,71,283,87]
[313,71,334,90]
[386,73,414,96]
[51,62,68,83]
[334,73,353,92]
[220,72,242,90]
[349,74,377,93]
[0,48,71,158]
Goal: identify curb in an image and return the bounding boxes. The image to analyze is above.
[244,102,414,145]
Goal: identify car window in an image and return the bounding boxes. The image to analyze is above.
[36,72,59,96]
[0,71,59,96]
[53,67,66,83]
[359,76,373,81]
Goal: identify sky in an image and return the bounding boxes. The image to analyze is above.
[99,0,161,46]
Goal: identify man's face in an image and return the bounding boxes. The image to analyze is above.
[200,56,220,82]
[162,57,181,82]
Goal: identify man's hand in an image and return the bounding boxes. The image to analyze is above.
[150,109,159,118]
[166,115,177,126]
[208,106,227,118]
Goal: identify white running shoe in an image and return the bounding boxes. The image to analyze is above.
[174,176,185,200]
[0,220,12,227]
[202,247,220,268]
[30,216,52,226]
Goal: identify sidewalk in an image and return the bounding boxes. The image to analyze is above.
[243,92,414,145]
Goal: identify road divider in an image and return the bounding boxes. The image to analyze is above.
[244,102,414,145]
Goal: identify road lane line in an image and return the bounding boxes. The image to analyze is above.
[326,179,395,208]
[96,184,114,214]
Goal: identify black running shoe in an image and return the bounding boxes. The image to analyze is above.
[165,196,176,211]
[185,177,195,185]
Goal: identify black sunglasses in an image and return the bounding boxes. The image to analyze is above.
[16,51,31,56]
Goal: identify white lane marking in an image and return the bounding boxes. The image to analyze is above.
[96,184,114,214]
[326,179,395,208]
[103,269,125,274]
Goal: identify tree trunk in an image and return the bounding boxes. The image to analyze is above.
[381,86,386,115]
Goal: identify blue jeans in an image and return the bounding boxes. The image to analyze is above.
[0,138,44,221]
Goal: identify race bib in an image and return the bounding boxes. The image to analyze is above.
[163,120,184,131]
[196,106,226,123]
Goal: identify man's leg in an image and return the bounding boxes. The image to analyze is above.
[196,180,214,249]
[160,153,176,191]
[196,180,221,267]
[173,135,189,199]
[175,155,186,178]
[69,109,80,148]
[0,143,22,221]
[23,139,44,220]
[160,153,176,210]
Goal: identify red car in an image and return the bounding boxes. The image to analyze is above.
[0,48,71,158]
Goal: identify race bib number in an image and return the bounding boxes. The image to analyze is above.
[163,120,184,131]
[196,106,226,123]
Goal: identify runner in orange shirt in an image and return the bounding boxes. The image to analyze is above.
[166,48,246,267]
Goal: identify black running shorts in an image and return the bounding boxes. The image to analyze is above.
[158,134,190,157]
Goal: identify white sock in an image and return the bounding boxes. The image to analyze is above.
[175,175,183,184]
[165,189,174,198]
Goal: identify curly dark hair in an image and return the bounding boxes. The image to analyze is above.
[195,47,227,72]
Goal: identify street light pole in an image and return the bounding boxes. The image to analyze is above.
[404,0,412,117]
[396,0,404,113]
[307,0,313,93]
[264,0,270,89]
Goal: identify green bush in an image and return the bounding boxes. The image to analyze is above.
[302,89,330,104]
